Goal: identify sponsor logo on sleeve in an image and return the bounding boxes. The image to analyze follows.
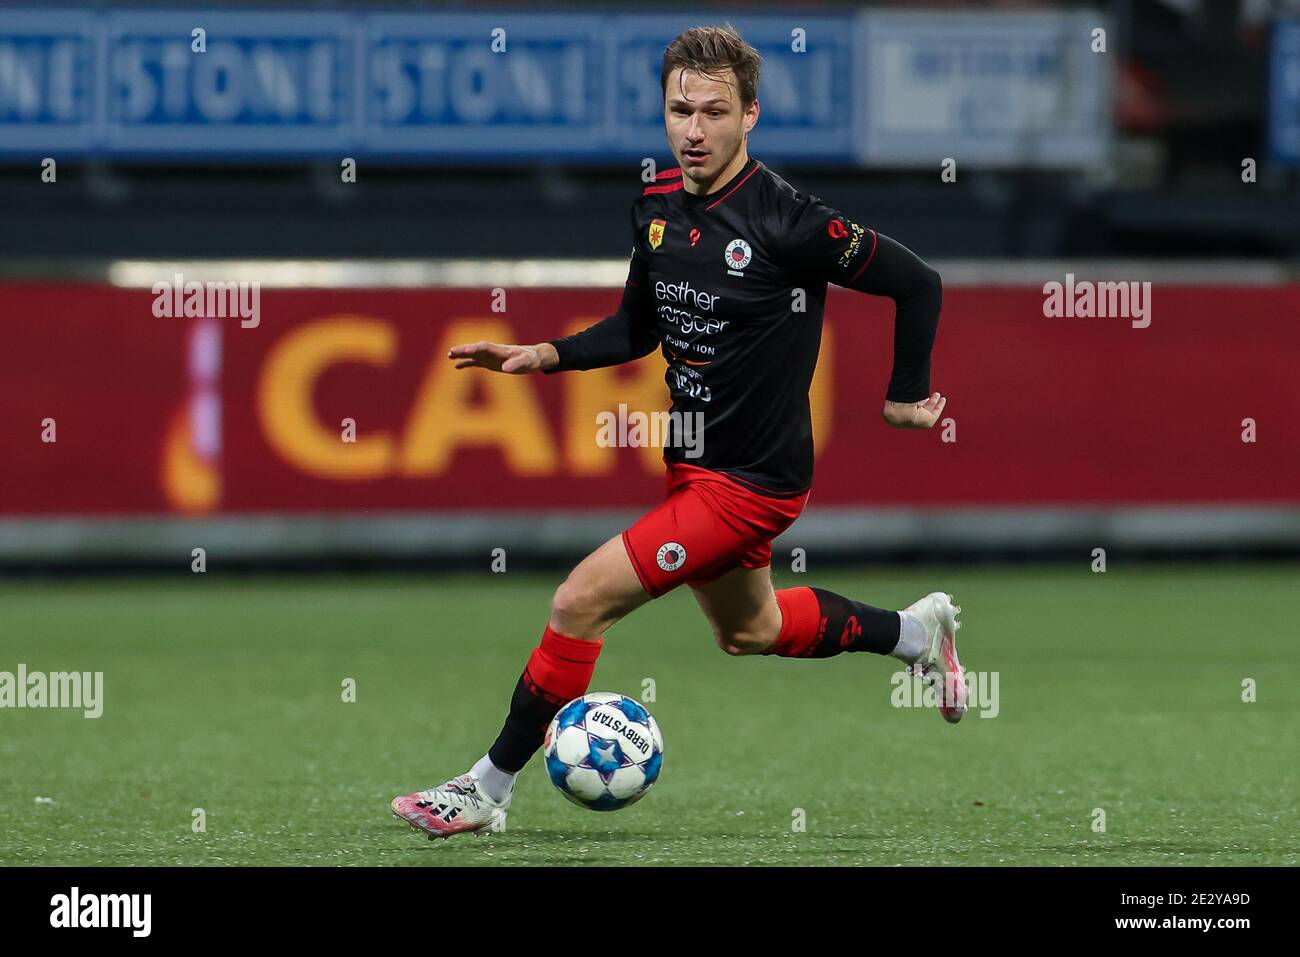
[836,221,866,269]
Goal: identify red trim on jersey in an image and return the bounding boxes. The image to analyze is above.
[705,162,761,210]
[626,278,640,288]
[847,228,879,284]
[655,168,683,180]
[643,181,684,196]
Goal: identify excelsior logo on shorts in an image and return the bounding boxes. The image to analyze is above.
[656,542,686,572]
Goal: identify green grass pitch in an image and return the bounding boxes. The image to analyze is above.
[2,564,1296,866]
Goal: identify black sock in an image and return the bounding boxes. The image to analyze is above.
[486,672,565,774]
[485,628,603,773]
[801,587,900,658]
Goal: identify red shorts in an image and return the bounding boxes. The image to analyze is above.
[621,462,810,598]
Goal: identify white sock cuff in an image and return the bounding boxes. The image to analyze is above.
[892,611,927,662]
[471,753,517,803]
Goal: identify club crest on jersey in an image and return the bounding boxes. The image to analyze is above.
[656,542,686,572]
[724,238,752,275]
[648,219,667,250]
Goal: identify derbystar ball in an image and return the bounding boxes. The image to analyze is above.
[543,692,664,811]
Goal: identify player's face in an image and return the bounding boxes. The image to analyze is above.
[663,67,758,192]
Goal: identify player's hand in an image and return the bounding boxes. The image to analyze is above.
[881,392,946,429]
[447,341,550,374]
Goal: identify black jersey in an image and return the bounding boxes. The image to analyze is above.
[545,156,942,496]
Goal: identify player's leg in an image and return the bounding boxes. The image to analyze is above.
[688,563,782,656]
[689,562,906,658]
[477,532,650,783]
[547,532,654,639]
[390,534,651,839]
[691,559,967,722]
[390,467,765,839]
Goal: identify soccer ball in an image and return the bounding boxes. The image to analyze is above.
[543,692,664,811]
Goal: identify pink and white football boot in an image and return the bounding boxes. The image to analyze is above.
[902,592,967,723]
[390,772,510,840]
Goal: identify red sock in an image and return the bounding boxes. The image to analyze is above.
[523,625,604,704]
[769,586,901,659]
[488,625,603,773]
[769,587,825,657]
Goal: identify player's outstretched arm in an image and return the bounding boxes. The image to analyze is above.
[777,200,946,430]
[452,238,657,377]
[463,201,659,377]
[447,302,658,377]
[447,340,559,374]
[842,232,945,431]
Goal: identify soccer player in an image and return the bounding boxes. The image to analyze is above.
[391,24,965,839]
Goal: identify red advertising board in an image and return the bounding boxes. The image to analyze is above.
[3,283,1298,515]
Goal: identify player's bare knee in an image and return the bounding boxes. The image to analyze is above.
[550,577,614,637]
[550,578,589,630]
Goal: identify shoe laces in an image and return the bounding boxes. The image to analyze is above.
[417,777,481,810]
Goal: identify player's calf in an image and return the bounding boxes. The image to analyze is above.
[765,586,908,658]
[759,584,968,722]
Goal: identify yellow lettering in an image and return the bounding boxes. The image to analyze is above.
[400,320,557,475]
[258,318,395,478]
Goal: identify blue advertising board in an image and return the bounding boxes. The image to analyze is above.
[0,7,1110,166]
[1269,19,1300,165]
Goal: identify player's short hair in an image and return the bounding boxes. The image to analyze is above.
[661,24,762,109]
